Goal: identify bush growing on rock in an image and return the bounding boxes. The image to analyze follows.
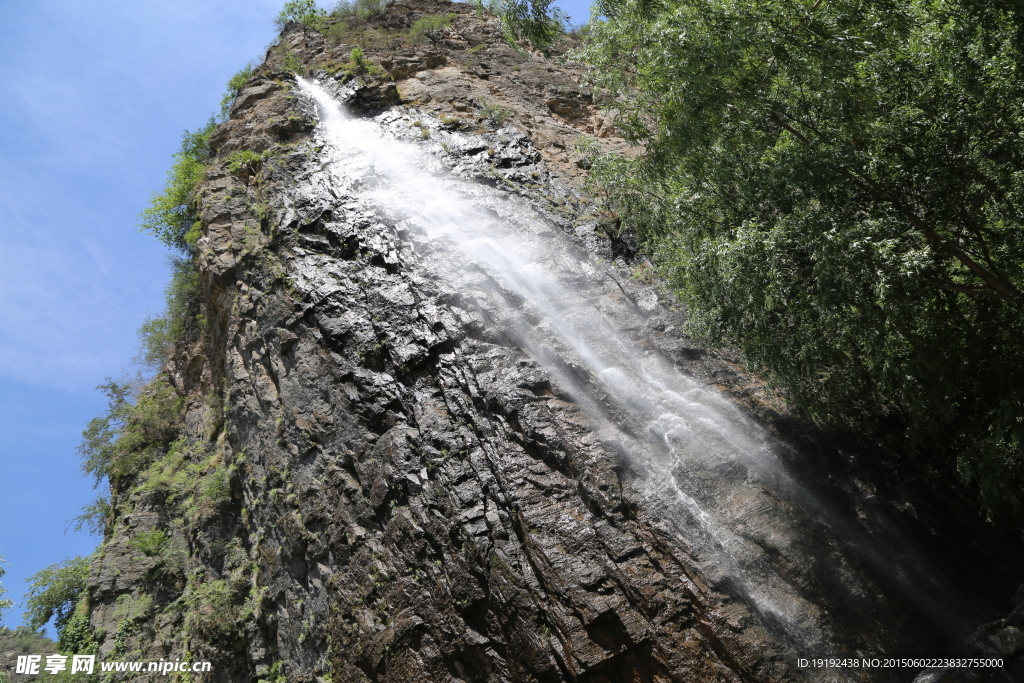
[136,257,200,370]
[331,0,390,21]
[78,375,184,486]
[220,63,256,118]
[409,12,457,43]
[274,0,327,29]
[22,556,90,636]
[0,555,11,623]
[139,122,215,256]
[488,0,567,53]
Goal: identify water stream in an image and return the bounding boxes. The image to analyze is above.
[295,76,976,673]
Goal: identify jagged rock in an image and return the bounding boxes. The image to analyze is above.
[379,50,447,80]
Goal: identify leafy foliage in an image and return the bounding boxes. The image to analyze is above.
[134,101,224,372]
[112,593,153,624]
[479,100,512,126]
[272,44,307,74]
[22,557,90,635]
[0,555,12,622]
[78,375,184,488]
[324,20,392,48]
[227,150,265,174]
[323,0,395,48]
[579,0,1024,522]
[257,660,288,683]
[220,63,255,118]
[316,44,388,79]
[56,607,99,655]
[138,122,216,256]
[78,379,134,487]
[409,13,457,44]
[131,437,233,526]
[136,257,200,370]
[68,496,111,536]
[331,0,390,21]
[486,0,567,53]
[131,530,168,557]
[275,0,327,29]
[185,579,246,640]
[349,45,368,69]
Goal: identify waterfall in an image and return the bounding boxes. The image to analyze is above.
[294,75,971,665]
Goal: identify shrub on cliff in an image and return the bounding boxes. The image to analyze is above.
[275,0,327,29]
[136,118,215,369]
[331,0,390,22]
[22,557,90,636]
[0,555,11,623]
[220,63,255,118]
[579,0,1024,524]
[22,557,99,655]
[72,373,186,549]
[139,121,216,256]
[136,257,200,370]
[488,0,567,53]
[79,375,184,486]
[409,13,457,43]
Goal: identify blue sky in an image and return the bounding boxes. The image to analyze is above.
[0,0,591,633]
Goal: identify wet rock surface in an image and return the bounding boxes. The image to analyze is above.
[80,2,1024,683]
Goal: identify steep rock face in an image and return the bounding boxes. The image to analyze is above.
[82,2,1024,683]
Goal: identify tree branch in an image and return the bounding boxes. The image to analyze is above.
[851,172,1023,301]
[920,278,1004,299]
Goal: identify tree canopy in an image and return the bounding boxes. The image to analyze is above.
[78,377,183,488]
[577,0,1024,522]
[22,557,90,635]
[275,0,328,29]
[490,0,568,52]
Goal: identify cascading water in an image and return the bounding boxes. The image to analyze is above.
[294,75,977,674]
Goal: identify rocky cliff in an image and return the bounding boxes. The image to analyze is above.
[80,2,1024,682]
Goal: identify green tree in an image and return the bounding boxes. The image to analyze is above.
[78,376,183,488]
[135,120,212,368]
[409,13,458,44]
[68,496,111,537]
[0,554,12,622]
[55,606,99,655]
[22,557,90,636]
[578,0,1024,521]
[331,0,389,22]
[275,0,327,29]
[138,121,217,256]
[220,63,255,118]
[78,379,135,486]
[135,257,201,370]
[482,0,568,52]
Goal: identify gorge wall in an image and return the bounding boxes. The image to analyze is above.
[78,2,1024,682]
